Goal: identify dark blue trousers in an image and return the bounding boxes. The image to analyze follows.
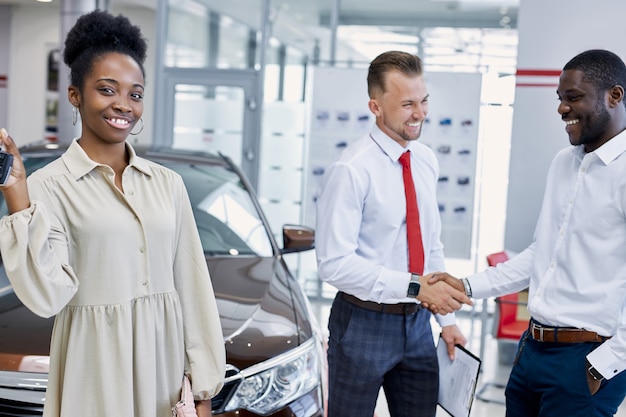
[326,293,438,417]
[506,331,626,417]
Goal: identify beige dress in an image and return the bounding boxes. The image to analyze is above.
[0,140,225,417]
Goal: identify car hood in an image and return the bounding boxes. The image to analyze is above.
[209,255,313,371]
[0,255,313,374]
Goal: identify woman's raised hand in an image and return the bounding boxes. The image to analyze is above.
[0,128,26,188]
[0,128,31,213]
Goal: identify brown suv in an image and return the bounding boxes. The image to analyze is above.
[0,142,325,416]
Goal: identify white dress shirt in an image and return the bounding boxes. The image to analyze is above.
[469,129,626,380]
[315,124,454,327]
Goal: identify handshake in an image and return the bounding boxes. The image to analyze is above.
[413,273,473,315]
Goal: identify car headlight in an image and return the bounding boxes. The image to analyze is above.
[225,338,321,415]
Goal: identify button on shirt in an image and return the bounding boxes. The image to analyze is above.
[468,130,626,380]
[315,124,454,327]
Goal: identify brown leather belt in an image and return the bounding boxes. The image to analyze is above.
[340,292,421,315]
[529,320,611,343]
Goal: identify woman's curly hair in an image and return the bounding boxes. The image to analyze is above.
[63,9,147,91]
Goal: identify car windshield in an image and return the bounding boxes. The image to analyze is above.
[159,160,273,257]
[0,153,274,258]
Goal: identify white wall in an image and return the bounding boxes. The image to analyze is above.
[6,5,56,145]
[504,0,626,252]
[4,4,155,147]
[0,6,10,130]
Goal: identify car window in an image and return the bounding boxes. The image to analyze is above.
[159,162,274,257]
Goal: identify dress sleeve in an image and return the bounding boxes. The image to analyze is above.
[171,179,226,400]
[0,201,78,318]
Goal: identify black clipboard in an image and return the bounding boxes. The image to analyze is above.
[436,336,482,417]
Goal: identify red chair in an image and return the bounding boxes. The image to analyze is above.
[486,251,509,267]
[487,252,529,345]
[476,251,529,404]
[494,293,529,342]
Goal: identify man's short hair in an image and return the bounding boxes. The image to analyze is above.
[563,49,626,97]
[367,51,424,98]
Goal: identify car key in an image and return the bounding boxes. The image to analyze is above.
[0,151,13,185]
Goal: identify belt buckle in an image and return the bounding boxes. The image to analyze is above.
[532,322,544,342]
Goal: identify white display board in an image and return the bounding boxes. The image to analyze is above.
[420,72,482,259]
[303,67,482,259]
[303,67,373,229]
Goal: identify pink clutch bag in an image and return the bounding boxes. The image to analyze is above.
[173,375,198,417]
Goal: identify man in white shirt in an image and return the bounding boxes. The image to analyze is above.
[429,49,626,416]
[315,50,472,417]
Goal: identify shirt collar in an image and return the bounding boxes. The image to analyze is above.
[369,124,414,162]
[591,129,626,165]
[62,139,153,180]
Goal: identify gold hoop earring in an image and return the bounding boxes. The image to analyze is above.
[72,106,78,126]
[130,118,144,136]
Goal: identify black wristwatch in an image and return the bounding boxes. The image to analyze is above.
[407,273,421,297]
[588,363,604,381]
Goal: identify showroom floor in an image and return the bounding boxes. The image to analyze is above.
[310,299,626,417]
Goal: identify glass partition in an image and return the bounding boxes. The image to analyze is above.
[165,1,260,70]
[173,84,246,166]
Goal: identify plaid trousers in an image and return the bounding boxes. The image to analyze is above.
[326,293,439,417]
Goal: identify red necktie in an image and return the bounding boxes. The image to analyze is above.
[399,151,424,275]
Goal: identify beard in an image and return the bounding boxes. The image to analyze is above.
[577,100,611,146]
[385,122,422,142]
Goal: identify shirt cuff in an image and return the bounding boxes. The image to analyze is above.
[587,342,625,380]
[466,272,491,299]
[435,312,456,327]
[385,271,415,301]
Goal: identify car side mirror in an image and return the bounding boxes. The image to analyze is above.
[281,224,315,254]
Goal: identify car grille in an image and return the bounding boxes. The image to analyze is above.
[0,398,43,417]
[0,385,242,417]
[0,366,242,416]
